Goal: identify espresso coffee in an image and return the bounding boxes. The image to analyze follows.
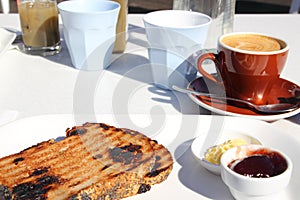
[222,34,281,52]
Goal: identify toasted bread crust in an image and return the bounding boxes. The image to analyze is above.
[120,128,173,185]
[0,122,173,200]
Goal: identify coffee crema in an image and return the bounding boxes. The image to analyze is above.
[222,34,281,52]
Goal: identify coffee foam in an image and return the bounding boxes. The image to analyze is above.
[222,34,281,52]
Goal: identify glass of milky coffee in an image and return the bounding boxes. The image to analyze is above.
[17,0,61,56]
[197,32,289,105]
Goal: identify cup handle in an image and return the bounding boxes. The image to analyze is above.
[197,53,222,84]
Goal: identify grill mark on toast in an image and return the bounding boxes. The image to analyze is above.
[30,167,49,177]
[0,139,83,182]
[50,124,155,196]
[49,137,125,187]
[146,166,171,178]
[101,164,112,171]
[13,157,24,165]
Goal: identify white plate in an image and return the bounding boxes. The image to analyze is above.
[0,27,16,58]
[0,114,299,200]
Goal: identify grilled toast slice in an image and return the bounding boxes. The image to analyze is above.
[120,128,173,185]
[0,122,173,199]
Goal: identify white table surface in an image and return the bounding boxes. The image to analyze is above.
[0,13,300,134]
[1,13,300,200]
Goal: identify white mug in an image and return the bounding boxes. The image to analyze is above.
[143,10,211,90]
[58,0,120,70]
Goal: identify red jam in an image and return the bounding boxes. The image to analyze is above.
[228,149,288,178]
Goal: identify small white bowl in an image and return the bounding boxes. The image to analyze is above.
[220,144,292,200]
[191,130,262,175]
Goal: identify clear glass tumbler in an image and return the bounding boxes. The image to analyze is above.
[17,0,61,56]
[173,0,236,49]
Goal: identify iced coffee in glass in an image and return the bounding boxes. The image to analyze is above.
[17,0,61,56]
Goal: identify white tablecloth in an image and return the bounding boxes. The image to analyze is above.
[0,13,299,138]
[0,13,300,200]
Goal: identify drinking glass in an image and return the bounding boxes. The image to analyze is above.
[58,0,120,70]
[173,0,236,49]
[17,0,61,56]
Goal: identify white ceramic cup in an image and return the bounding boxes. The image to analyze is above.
[143,10,211,90]
[58,0,120,70]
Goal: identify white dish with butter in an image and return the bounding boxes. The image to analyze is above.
[191,130,262,175]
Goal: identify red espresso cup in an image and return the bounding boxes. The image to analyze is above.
[197,32,289,105]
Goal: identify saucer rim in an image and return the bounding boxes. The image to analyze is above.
[188,77,300,121]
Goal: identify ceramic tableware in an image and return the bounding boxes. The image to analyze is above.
[58,0,120,70]
[221,145,292,200]
[187,76,300,121]
[191,130,262,175]
[143,10,211,90]
[198,32,289,105]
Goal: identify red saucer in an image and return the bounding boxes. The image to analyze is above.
[188,76,300,120]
